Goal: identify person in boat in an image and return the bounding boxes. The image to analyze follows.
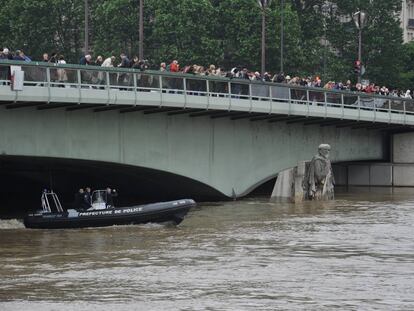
[105,188,118,208]
[83,187,92,209]
[73,188,85,210]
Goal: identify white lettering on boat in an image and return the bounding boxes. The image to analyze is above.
[79,207,143,217]
[78,210,113,217]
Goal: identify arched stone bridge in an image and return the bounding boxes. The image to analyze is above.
[0,61,412,198]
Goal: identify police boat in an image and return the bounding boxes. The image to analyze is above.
[24,190,195,229]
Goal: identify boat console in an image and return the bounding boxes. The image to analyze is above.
[90,190,108,210]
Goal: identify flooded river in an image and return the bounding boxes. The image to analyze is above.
[0,188,413,310]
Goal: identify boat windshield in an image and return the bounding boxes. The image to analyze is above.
[90,190,110,210]
[92,190,107,204]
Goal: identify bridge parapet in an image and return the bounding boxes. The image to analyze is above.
[0,60,413,126]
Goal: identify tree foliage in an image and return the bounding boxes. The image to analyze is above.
[0,0,409,88]
[329,0,404,86]
[0,0,83,61]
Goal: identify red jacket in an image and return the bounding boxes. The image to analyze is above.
[170,62,179,72]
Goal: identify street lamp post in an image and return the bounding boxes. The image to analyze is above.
[139,0,144,60]
[280,0,284,73]
[313,3,337,82]
[84,0,89,54]
[257,0,272,78]
[353,11,367,83]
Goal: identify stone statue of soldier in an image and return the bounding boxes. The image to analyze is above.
[303,144,335,200]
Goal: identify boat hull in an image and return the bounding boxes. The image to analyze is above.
[24,199,195,229]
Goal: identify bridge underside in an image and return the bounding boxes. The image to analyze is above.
[0,156,227,217]
[1,100,414,132]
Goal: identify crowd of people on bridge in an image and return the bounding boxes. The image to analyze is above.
[0,47,412,99]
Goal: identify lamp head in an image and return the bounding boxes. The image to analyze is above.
[353,11,367,29]
[257,0,271,9]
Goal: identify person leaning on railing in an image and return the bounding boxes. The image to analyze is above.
[169,60,179,72]
[117,53,131,87]
[132,57,151,89]
[0,48,13,84]
[98,56,115,85]
[80,54,92,65]
[57,55,68,86]
[160,62,167,72]
[79,54,93,84]
[167,60,180,92]
[95,56,103,66]
[0,48,13,60]
[13,50,31,62]
[42,53,49,62]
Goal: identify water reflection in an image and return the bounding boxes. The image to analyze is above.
[0,188,414,310]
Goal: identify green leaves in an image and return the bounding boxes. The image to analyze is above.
[0,0,408,89]
[328,0,404,86]
[0,0,84,61]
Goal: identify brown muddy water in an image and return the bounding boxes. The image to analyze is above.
[0,188,413,310]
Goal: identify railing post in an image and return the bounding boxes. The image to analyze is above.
[77,70,82,89]
[288,86,292,115]
[133,72,137,89]
[183,77,187,109]
[404,100,407,125]
[357,96,361,121]
[77,69,82,104]
[105,72,110,89]
[249,83,253,113]
[46,67,51,85]
[388,100,392,123]
[105,71,110,104]
[269,84,274,101]
[133,73,138,106]
[46,67,51,103]
[159,75,163,105]
[228,81,232,111]
[269,84,273,114]
[206,79,210,110]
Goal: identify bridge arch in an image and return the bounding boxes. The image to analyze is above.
[0,155,227,216]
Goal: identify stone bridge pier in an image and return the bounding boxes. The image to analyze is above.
[332,132,414,188]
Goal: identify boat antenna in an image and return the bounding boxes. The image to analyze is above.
[49,170,53,192]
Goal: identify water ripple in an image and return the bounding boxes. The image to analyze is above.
[1,189,414,310]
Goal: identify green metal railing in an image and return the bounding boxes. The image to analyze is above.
[0,60,412,116]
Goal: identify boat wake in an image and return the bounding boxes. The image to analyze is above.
[109,222,171,230]
[0,219,25,229]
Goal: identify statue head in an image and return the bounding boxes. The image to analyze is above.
[318,144,331,159]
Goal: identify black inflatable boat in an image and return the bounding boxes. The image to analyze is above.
[24,191,195,229]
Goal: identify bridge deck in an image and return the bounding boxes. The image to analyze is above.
[0,61,413,127]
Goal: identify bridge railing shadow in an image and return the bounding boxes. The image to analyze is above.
[1,60,414,123]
